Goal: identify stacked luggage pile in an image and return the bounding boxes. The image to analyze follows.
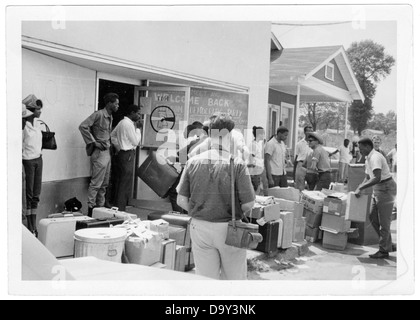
[38,207,194,272]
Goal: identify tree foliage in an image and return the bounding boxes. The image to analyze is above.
[346,40,395,135]
[368,110,397,135]
[299,102,347,131]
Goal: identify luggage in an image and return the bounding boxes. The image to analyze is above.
[279,211,294,249]
[137,151,180,198]
[251,219,280,254]
[75,218,125,231]
[147,211,194,271]
[92,207,137,221]
[161,239,177,270]
[38,214,93,258]
[175,245,187,272]
[124,232,162,266]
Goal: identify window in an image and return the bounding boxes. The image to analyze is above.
[325,63,335,81]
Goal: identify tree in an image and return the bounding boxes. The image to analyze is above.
[368,110,397,135]
[299,102,346,131]
[346,40,395,135]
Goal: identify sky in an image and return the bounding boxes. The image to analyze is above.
[272,21,397,115]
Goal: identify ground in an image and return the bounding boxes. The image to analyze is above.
[126,201,397,281]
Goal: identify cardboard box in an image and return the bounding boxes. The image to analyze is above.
[345,192,370,222]
[305,226,319,243]
[125,232,163,266]
[148,219,170,239]
[301,191,327,214]
[247,204,264,220]
[279,211,294,249]
[293,217,306,242]
[320,228,348,251]
[274,198,304,220]
[321,213,351,233]
[323,193,348,216]
[348,164,373,194]
[267,187,300,202]
[263,203,281,222]
[303,208,323,229]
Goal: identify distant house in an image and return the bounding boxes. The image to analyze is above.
[362,129,385,136]
[269,44,364,154]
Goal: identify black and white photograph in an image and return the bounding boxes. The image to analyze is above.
[3,2,417,299]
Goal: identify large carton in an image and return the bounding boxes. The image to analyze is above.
[345,192,370,222]
[279,211,294,249]
[303,208,323,229]
[323,193,348,217]
[347,164,372,194]
[305,226,319,243]
[125,232,162,266]
[247,204,264,220]
[301,191,327,214]
[267,187,300,202]
[321,229,348,251]
[320,213,351,233]
[293,217,306,242]
[274,198,304,220]
[246,203,281,222]
[148,219,170,239]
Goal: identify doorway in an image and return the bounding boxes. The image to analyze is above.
[98,79,135,208]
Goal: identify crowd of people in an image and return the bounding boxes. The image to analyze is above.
[21,92,397,278]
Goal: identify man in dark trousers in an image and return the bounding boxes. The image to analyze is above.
[110,104,142,211]
[79,93,119,216]
[355,137,397,259]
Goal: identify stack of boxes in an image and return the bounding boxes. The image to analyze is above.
[301,191,327,243]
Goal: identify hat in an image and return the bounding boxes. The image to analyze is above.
[307,132,324,145]
[277,126,289,134]
[22,94,39,109]
[22,104,33,118]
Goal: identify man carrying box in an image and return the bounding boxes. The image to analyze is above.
[354,137,397,259]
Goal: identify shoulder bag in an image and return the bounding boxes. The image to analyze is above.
[225,157,263,249]
[39,120,57,150]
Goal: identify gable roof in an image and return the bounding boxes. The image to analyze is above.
[270,45,364,102]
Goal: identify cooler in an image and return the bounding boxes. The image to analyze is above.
[74,228,127,263]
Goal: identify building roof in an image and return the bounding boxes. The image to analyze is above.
[270,46,364,103]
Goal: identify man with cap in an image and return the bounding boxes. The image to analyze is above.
[355,137,397,259]
[265,126,289,188]
[79,93,119,217]
[306,132,332,190]
[22,94,44,236]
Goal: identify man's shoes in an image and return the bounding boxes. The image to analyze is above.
[88,207,93,217]
[391,244,397,252]
[369,251,389,259]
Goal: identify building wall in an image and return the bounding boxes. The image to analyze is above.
[313,59,349,91]
[268,89,297,106]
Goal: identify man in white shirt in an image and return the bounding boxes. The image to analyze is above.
[337,139,352,182]
[355,137,397,259]
[294,125,313,191]
[111,104,142,211]
[265,126,289,188]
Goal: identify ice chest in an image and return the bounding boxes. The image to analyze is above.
[92,207,137,221]
[38,215,93,258]
[74,228,127,263]
[137,151,180,198]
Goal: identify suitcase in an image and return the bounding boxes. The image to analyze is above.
[147,211,194,271]
[137,151,180,198]
[92,207,137,221]
[279,211,294,249]
[75,218,125,231]
[38,215,93,258]
[175,245,187,272]
[251,219,279,254]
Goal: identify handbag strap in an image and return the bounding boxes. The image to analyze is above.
[38,120,50,132]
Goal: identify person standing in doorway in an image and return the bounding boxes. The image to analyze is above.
[247,126,266,193]
[265,126,289,188]
[22,94,44,236]
[294,125,313,191]
[79,93,119,217]
[355,137,397,259]
[22,104,34,230]
[110,104,142,211]
[307,132,332,191]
